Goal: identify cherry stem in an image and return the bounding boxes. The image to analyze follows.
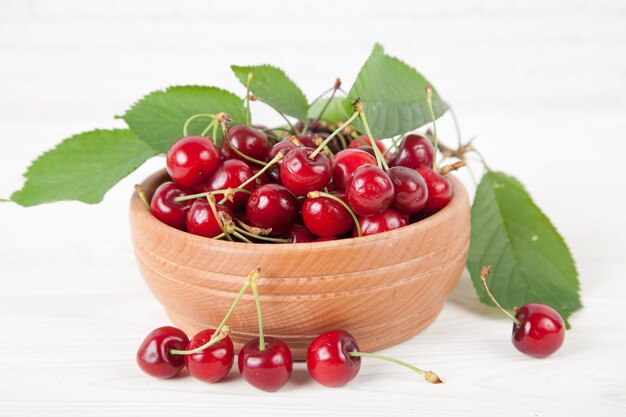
[307,191,362,237]
[253,96,296,133]
[448,106,463,149]
[425,85,438,170]
[310,111,359,159]
[234,217,272,236]
[309,80,339,108]
[207,194,233,242]
[232,230,253,243]
[134,184,150,210]
[382,135,402,156]
[183,113,215,137]
[348,351,443,384]
[356,103,389,170]
[170,326,230,356]
[213,232,226,240]
[468,147,492,172]
[220,117,268,167]
[174,188,251,203]
[200,119,217,138]
[249,272,265,351]
[480,265,521,325]
[245,72,253,126]
[314,79,341,123]
[234,226,289,243]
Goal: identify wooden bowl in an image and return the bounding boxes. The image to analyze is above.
[130,169,470,360]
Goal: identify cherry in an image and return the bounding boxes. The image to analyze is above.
[186,200,233,238]
[480,266,565,358]
[136,326,189,379]
[331,149,377,191]
[345,165,395,216]
[246,184,297,234]
[222,125,270,162]
[356,208,409,237]
[280,147,331,196]
[166,136,221,187]
[356,146,377,159]
[194,160,254,209]
[389,133,434,170]
[302,192,353,237]
[268,139,297,163]
[185,329,234,383]
[387,166,428,214]
[251,165,275,187]
[416,167,452,215]
[283,223,315,243]
[348,135,386,154]
[150,181,194,231]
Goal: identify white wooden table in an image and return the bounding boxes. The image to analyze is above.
[1,1,625,416]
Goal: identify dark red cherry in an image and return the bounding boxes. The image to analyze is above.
[238,337,293,392]
[150,181,194,231]
[416,167,452,215]
[387,166,428,214]
[136,326,189,379]
[390,133,434,169]
[186,200,233,238]
[185,329,235,383]
[223,125,270,162]
[283,223,316,243]
[246,184,297,235]
[356,208,409,236]
[345,165,394,216]
[195,160,254,209]
[295,134,316,148]
[331,149,377,191]
[348,135,386,154]
[302,193,352,237]
[512,304,565,358]
[306,330,360,387]
[280,147,331,196]
[356,146,376,159]
[166,136,221,187]
[295,119,332,134]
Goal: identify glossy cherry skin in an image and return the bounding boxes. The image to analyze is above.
[348,135,386,154]
[280,147,332,196]
[166,136,221,187]
[223,125,270,162]
[185,329,235,383]
[186,200,233,238]
[389,133,434,169]
[345,165,395,216]
[306,330,361,387]
[150,181,194,231]
[356,208,409,236]
[268,139,297,163]
[331,149,377,191]
[246,184,297,235]
[387,166,428,214]
[196,160,254,209]
[512,303,565,358]
[302,193,352,237]
[136,326,189,379]
[416,167,452,215]
[283,223,316,243]
[238,337,293,392]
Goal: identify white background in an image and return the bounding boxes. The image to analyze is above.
[1,1,625,416]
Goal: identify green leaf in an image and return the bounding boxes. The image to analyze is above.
[467,171,581,323]
[343,44,449,138]
[11,129,156,206]
[307,97,349,124]
[232,65,308,121]
[122,86,246,152]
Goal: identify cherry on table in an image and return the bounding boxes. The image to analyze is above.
[186,200,233,238]
[331,148,377,191]
[238,337,293,392]
[416,167,452,215]
[150,181,194,231]
[345,165,395,216]
[222,125,270,162]
[185,329,235,383]
[136,326,189,379]
[389,133,434,170]
[280,147,332,196]
[356,208,409,237]
[388,166,428,214]
[246,184,297,235]
[166,136,221,188]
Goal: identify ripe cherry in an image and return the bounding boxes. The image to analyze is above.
[416,167,452,215]
[480,266,565,358]
[268,139,297,163]
[348,135,386,154]
[283,223,315,243]
[345,165,395,216]
[280,147,331,196]
[223,125,270,162]
[150,181,194,231]
[166,136,221,187]
[186,200,233,238]
[136,326,189,379]
[302,192,353,237]
[389,133,434,170]
[387,166,428,214]
[194,160,254,209]
[331,149,377,191]
[246,184,297,234]
[185,329,235,383]
[356,208,409,237]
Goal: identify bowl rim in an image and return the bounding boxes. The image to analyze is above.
[131,169,469,252]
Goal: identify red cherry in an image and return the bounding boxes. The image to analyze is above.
[302,192,352,237]
[512,304,565,357]
[223,125,270,162]
[166,136,221,187]
[331,149,377,191]
[349,135,386,154]
[268,139,297,163]
[356,208,409,236]
[238,337,293,392]
[185,329,235,383]
[389,133,434,169]
[150,181,194,231]
[284,223,316,243]
[306,330,361,387]
[295,134,317,148]
[280,147,332,196]
[345,165,394,216]
[186,200,233,238]
[136,326,189,379]
[246,184,297,234]
[388,166,428,214]
[195,160,254,209]
[416,167,452,215]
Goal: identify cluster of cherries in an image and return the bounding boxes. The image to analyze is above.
[137,269,443,391]
[140,100,458,244]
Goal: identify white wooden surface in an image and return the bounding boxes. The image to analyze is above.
[1,1,625,416]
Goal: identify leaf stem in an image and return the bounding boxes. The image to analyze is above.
[347,351,443,384]
[245,72,253,126]
[480,265,521,325]
[310,111,359,159]
[249,272,265,351]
